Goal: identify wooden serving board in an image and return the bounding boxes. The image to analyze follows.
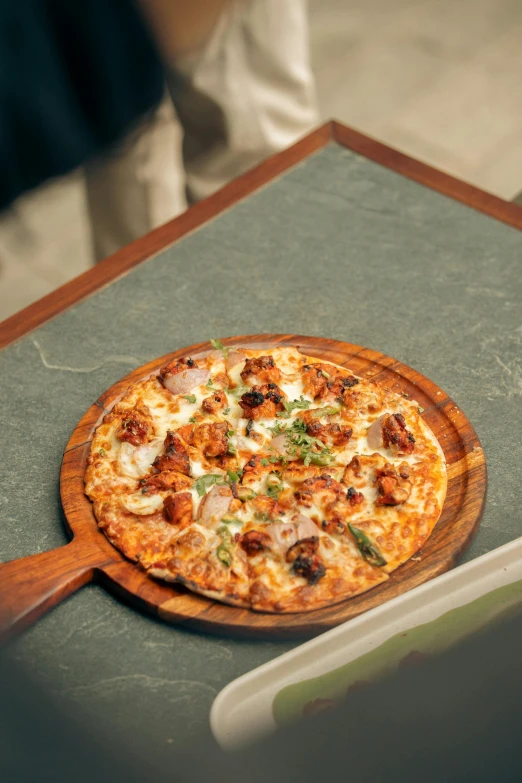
[0,335,487,642]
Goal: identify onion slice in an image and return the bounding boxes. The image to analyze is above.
[118,438,164,479]
[367,414,386,450]
[225,350,247,371]
[162,367,209,396]
[197,484,233,526]
[270,434,299,461]
[266,515,319,554]
[266,523,299,553]
[294,513,320,540]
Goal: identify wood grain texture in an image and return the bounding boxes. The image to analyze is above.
[17,335,482,641]
[1,121,521,351]
[0,538,107,643]
[331,122,522,231]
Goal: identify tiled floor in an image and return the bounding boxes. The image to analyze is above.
[1,0,521,322]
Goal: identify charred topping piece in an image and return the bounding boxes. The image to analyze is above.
[292,554,326,585]
[153,431,191,476]
[382,413,415,455]
[202,389,227,414]
[286,536,326,584]
[375,462,412,506]
[116,400,153,446]
[240,355,281,384]
[239,384,286,420]
[322,518,345,535]
[346,486,365,506]
[239,530,271,556]
[348,523,387,567]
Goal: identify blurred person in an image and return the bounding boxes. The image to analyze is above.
[84,0,319,261]
[0,0,258,212]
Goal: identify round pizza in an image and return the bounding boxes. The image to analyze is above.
[85,344,447,612]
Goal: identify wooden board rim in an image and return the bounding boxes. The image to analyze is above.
[60,334,487,638]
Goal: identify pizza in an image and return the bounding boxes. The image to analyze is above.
[85,343,447,612]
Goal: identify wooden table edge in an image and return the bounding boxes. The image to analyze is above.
[1,119,521,351]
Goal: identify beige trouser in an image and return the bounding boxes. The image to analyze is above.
[85,0,318,262]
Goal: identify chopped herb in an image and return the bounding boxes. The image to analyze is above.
[224,407,231,415]
[210,338,230,358]
[227,429,234,437]
[269,455,280,464]
[183,394,197,404]
[260,458,270,466]
[227,442,237,456]
[206,378,214,387]
[265,473,284,498]
[189,417,197,424]
[194,474,224,497]
[282,418,334,467]
[348,524,387,567]
[254,511,271,521]
[418,406,425,414]
[227,469,243,483]
[277,396,311,418]
[310,406,341,419]
[401,391,410,398]
[268,421,287,435]
[99,448,105,457]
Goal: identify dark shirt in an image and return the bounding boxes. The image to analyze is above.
[0,0,164,210]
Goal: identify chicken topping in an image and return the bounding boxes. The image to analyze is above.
[140,471,193,493]
[239,384,286,420]
[202,390,227,414]
[163,492,193,528]
[116,400,154,446]
[295,474,345,508]
[192,422,229,458]
[159,356,195,380]
[239,530,272,556]
[375,462,412,506]
[382,413,415,455]
[240,355,281,384]
[286,536,326,584]
[153,431,191,476]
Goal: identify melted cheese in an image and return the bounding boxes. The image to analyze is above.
[86,345,447,613]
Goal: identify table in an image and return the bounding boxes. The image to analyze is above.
[1,122,521,764]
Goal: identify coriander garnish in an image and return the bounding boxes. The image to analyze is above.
[276,396,311,418]
[194,474,225,497]
[183,394,197,404]
[210,338,230,358]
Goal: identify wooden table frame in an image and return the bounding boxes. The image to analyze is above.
[1,120,521,350]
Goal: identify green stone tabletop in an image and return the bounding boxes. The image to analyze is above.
[1,142,521,762]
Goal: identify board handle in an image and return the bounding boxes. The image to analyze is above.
[0,538,103,643]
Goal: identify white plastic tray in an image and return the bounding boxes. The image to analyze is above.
[211,537,522,750]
